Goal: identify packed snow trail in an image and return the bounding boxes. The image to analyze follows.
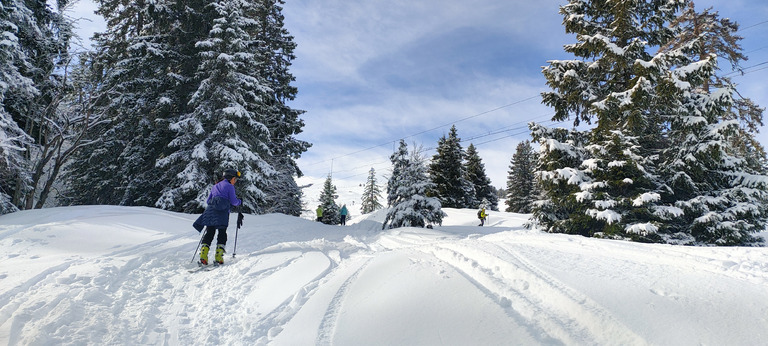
[1,206,767,345]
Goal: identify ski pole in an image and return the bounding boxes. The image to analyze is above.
[233,206,241,258]
[191,230,205,264]
[233,226,239,258]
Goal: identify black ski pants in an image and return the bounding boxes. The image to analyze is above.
[202,226,227,247]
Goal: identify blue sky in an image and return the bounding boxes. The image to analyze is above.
[70,0,768,188]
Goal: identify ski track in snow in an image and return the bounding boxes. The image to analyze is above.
[1,206,767,345]
[376,230,642,345]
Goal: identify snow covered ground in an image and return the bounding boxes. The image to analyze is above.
[1,205,767,345]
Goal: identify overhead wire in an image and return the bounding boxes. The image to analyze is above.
[725,60,768,77]
[332,116,561,180]
[739,19,768,31]
[301,94,545,170]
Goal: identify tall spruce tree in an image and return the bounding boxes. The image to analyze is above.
[528,124,592,235]
[506,140,536,213]
[260,157,305,215]
[258,0,311,215]
[361,167,383,214]
[652,4,768,245]
[664,2,767,172]
[658,65,768,245]
[384,142,445,229]
[156,0,274,213]
[66,0,185,206]
[1,0,74,212]
[318,174,340,225]
[387,140,410,208]
[537,0,682,241]
[464,143,498,211]
[536,0,767,245]
[428,125,475,208]
[0,0,34,213]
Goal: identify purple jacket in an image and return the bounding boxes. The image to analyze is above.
[193,180,242,231]
[207,179,242,207]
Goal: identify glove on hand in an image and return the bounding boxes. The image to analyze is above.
[237,212,244,228]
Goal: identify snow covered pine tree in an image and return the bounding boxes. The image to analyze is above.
[384,141,445,229]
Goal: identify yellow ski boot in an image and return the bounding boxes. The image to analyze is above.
[199,244,210,266]
[214,245,225,265]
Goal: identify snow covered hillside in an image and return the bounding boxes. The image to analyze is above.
[1,206,767,345]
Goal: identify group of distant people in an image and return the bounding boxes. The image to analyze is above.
[315,204,489,227]
[315,204,349,225]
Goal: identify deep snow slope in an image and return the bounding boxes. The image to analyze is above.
[1,206,767,345]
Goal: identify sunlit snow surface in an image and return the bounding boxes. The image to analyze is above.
[1,205,767,345]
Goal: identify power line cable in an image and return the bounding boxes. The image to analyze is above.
[401,95,541,140]
[745,45,768,55]
[745,65,768,74]
[725,60,768,77]
[301,94,543,168]
[332,119,563,180]
[739,19,768,31]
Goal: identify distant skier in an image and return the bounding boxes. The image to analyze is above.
[193,169,243,265]
[340,204,348,225]
[478,207,487,226]
[316,205,323,222]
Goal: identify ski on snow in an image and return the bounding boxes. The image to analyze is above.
[188,263,223,273]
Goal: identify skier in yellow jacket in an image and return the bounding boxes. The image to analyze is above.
[478,207,487,226]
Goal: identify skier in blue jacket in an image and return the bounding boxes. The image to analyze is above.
[193,169,243,265]
[339,204,349,225]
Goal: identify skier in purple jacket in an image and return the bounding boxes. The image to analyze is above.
[193,169,243,265]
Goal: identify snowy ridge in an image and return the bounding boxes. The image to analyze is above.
[1,206,767,345]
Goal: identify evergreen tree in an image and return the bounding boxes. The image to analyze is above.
[528,124,592,235]
[156,0,274,213]
[384,142,445,229]
[360,167,383,214]
[428,125,475,208]
[536,0,767,245]
[66,0,185,206]
[387,140,410,208]
[318,174,340,225]
[464,143,498,210]
[659,74,768,245]
[0,0,34,214]
[652,6,768,245]
[1,0,74,212]
[258,0,311,215]
[506,140,536,213]
[261,156,304,216]
[663,2,767,172]
[537,0,681,241]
